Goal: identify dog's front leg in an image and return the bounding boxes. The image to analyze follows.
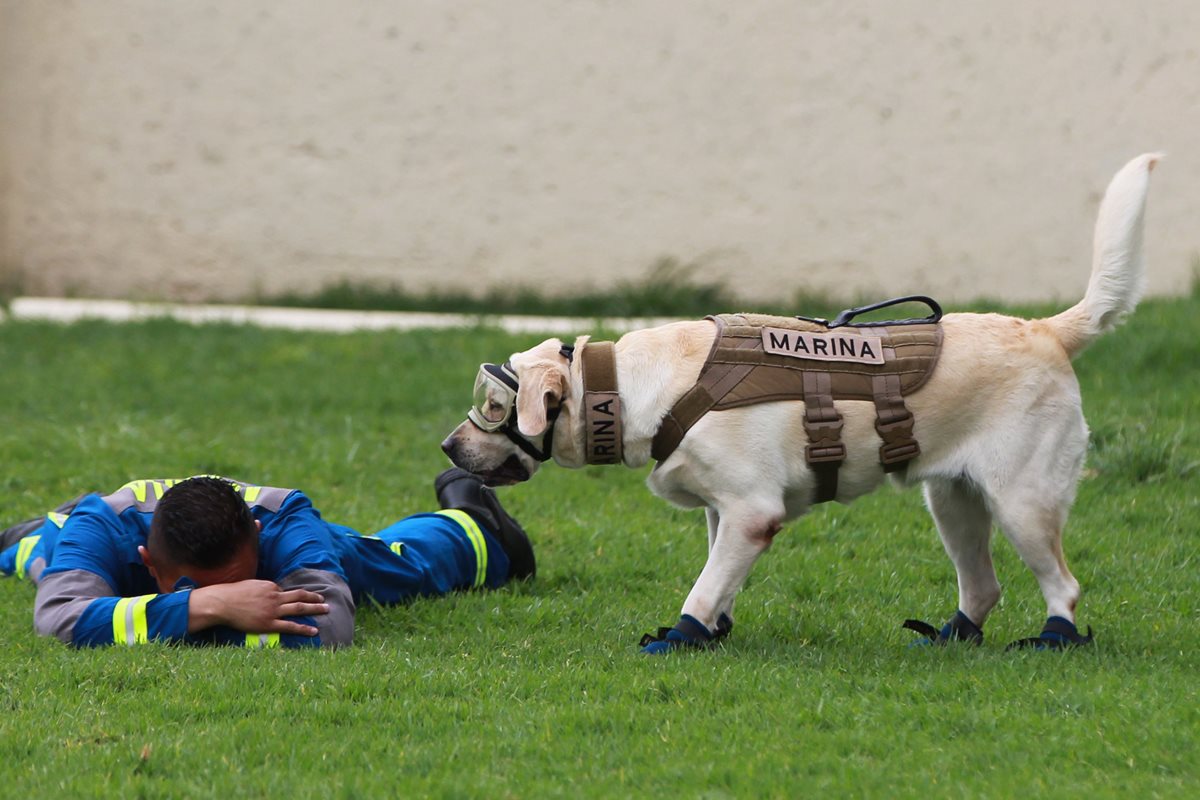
[683,508,779,627]
[641,503,781,654]
[703,507,737,639]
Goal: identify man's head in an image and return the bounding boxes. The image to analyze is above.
[140,476,260,593]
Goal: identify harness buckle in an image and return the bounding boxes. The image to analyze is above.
[875,413,918,468]
[879,439,920,466]
[878,412,912,431]
[874,414,914,437]
[804,417,843,437]
[806,442,847,463]
[804,416,845,464]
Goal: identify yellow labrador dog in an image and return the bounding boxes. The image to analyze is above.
[442,154,1160,653]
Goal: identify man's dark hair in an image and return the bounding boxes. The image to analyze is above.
[148,477,258,569]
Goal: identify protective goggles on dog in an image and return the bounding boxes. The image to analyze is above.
[466,345,574,462]
[468,362,520,433]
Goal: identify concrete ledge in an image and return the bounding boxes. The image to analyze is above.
[4,297,682,336]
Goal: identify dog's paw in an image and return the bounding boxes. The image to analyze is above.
[902,609,984,646]
[1006,616,1094,651]
[639,613,728,654]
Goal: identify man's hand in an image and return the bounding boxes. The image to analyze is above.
[188,580,329,637]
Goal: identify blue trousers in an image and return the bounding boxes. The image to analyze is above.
[333,511,511,605]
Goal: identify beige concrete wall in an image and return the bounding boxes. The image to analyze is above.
[2,1,1197,305]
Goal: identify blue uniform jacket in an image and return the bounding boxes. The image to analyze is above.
[32,478,353,648]
[27,477,498,649]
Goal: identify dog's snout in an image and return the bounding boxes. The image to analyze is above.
[440,435,457,459]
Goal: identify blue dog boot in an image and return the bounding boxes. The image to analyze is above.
[902,609,984,646]
[639,614,718,654]
[1007,616,1094,651]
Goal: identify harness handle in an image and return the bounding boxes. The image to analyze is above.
[798,295,943,329]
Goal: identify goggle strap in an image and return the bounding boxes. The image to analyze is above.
[482,362,520,392]
[500,403,562,463]
[504,425,550,462]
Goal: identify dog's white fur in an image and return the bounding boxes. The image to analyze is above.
[443,154,1160,640]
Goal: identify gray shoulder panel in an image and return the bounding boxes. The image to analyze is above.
[224,479,294,513]
[34,569,116,644]
[102,477,295,515]
[101,478,184,515]
[277,568,356,648]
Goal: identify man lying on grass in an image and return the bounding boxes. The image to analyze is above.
[0,470,532,647]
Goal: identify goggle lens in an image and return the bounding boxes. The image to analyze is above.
[469,364,518,431]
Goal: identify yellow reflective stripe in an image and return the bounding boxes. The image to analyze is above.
[112,597,132,644]
[243,486,261,503]
[389,541,405,557]
[131,595,152,643]
[112,595,155,644]
[47,512,68,528]
[245,632,281,649]
[437,509,487,588]
[15,535,41,580]
[124,480,148,503]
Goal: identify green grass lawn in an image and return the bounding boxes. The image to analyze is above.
[0,297,1197,798]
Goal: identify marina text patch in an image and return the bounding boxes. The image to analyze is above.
[760,327,884,364]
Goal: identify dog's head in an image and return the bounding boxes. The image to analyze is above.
[441,338,574,486]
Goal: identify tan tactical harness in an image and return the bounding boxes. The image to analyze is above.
[650,313,943,503]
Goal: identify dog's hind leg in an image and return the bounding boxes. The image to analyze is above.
[924,477,1001,631]
[987,472,1094,649]
[971,398,1096,648]
[991,486,1081,618]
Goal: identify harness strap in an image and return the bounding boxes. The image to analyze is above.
[871,373,919,471]
[802,371,845,503]
[650,321,756,462]
[652,384,709,462]
[581,341,624,465]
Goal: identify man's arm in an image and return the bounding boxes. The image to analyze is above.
[277,569,355,647]
[34,568,191,646]
[34,569,125,643]
[256,494,357,647]
[189,580,330,637]
[35,571,331,647]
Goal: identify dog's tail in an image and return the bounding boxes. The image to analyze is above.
[1047,152,1162,358]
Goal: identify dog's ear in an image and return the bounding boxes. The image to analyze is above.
[514,360,567,438]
